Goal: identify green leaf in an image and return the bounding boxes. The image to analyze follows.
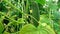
[3,31,10,34]
[35,0,46,5]
[52,11,60,19]
[20,24,37,34]
[49,3,58,11]
[20,24,55,34]
[0,22,4,34]
[38,23,55,34]
[40,15,51,25]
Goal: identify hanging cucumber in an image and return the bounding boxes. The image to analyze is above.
[30,1,40,27]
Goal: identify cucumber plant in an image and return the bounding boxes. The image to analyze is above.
[0,0,60,34]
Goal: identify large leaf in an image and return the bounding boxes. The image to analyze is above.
[38,23,55,34]
[3,31,10,34]
[20,24,37,34]
[20,24,55,34]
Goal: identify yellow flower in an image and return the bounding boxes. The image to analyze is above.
[30,10,32,13]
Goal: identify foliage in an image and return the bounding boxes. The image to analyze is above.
[0,0,60,34]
